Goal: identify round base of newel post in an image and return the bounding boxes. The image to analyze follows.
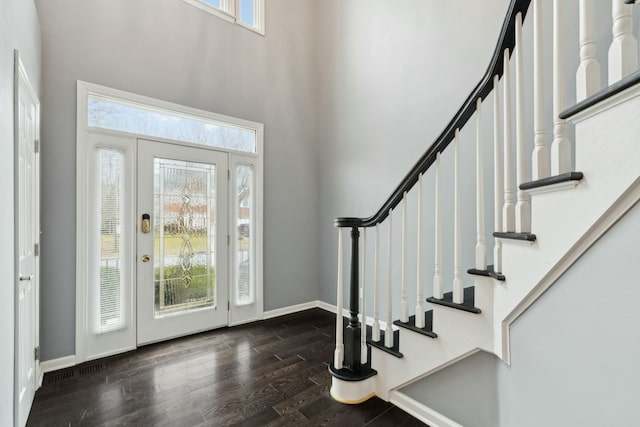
[329,376,376,405]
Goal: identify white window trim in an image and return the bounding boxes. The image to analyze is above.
[181,0,265,36]
[76,80,264,362]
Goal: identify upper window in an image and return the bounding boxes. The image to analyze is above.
[181,0,265,35]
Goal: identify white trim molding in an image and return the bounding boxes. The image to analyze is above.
[390,391,464,427]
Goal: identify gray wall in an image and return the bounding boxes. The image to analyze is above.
[402,351,500,427]
[400,201,640,426]
[497,200,640,427]
[314,0,511,310]
[35,0,321,360]
[0,0,41,423]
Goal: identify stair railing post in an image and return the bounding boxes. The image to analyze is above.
[503,48,516,232]
[493,75,503,273]
[577,0,601,101]
[400,192,408,323]
[360,229,367,364]
[515,12,531,233]
[453,129,463,304]
[334,228,344,370]
[372,224,380,342]
[532,0,550,180]
[385,209,394,348]
[476,98,487,270]
[609,0,638,84]
[343,226,361,372]
[433,153,443,299]
[552,0,572,175]
[415,173,425,328]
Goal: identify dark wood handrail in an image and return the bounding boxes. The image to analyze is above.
[335,0,532,229]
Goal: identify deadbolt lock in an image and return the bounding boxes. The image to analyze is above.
[141,214,151,233]
[142,254,150,263]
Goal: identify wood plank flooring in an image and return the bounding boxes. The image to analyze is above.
[27,308,427,426]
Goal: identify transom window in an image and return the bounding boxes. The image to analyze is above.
[181,0,265,34]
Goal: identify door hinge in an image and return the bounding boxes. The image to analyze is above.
[34,346,40,361]
[228,301,230,311]
[228,235,230,246]
[34,139,40,154]
[228,169,230,180]
[34,243,39,256]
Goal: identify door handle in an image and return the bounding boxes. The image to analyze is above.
[141,255,150,263]
[19,275,33,281]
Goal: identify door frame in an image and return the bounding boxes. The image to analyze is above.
[75,81,264,364]
[13,50,40,427]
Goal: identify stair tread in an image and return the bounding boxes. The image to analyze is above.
[493,231,537,241]
[329,362,377,381]
[427,286,481,314]
[393,311,438,338]
[467,264,506,281]
[366,327,403,358]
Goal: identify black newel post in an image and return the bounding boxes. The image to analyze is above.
[343,226,361,372]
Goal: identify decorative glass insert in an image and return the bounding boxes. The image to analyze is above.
[97,148,125,334]
[154,158,217,317]
[88,95,256,153]
[235,164,254,305]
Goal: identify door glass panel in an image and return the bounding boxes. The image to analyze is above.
[235,164,254,305]
[154,158,217,317]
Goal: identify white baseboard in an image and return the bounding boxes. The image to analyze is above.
[390,390,463,427]
[40,355,76,375]
[262,301,322,319]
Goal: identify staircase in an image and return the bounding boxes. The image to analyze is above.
[328,0,640,425]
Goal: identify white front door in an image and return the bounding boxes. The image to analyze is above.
[15,54,39,427]
[136,139,229,345]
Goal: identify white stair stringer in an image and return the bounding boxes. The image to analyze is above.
[494,82,640,362]
[370,276,495,401]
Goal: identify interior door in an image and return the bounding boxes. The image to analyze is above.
[137,139,229,345]
[15,55,39,427]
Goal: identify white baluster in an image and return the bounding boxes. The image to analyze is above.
[476,98,487,270]
[334,228,344,369]
[360,228,367,365]
[515,12,531,233]
[533,0,550,180]
[552,0,571,175]
[493,75,503,273]
[503,48,516,232]
[400,192,408,323]
[433,153,443,299]
[453,129,463,304]
[385,209,394,348]
[415,173,425,328]
[372,224,380,342]
[609,0,638,84]
[577,0,601,101]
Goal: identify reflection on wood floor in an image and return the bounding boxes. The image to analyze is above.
[27,308,427,426]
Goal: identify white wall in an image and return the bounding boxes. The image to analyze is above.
[0,0,41,424]
[35,0,321,360]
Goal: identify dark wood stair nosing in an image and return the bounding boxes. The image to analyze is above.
[493,231,537,241]
[427,286,481,314]
[393,311,438,339]
[467,264,506,281]
[366,329,403,358]
[328,362,378,382]
[520,171,584,191]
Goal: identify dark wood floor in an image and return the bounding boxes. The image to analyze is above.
[27,308,427,426]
